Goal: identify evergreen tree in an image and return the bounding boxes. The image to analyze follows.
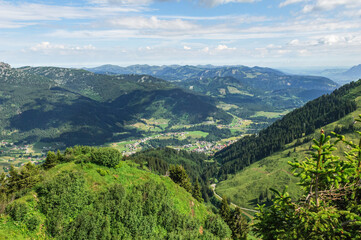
[254,124,361,239]
[219,196,231,223]
[169,165,192,193]
[192,178,203,203]
[229,207,249,240]
[43,151,58,169]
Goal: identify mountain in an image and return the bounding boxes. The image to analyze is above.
[87,64,338,122]
[312,64,361,85]
[87,64,337,91]
[213,79,361,208]
[341,64,361,80]
[0,63,232,146]
[0,146,231,239]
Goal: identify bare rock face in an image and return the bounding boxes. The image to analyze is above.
[0,62,11,71]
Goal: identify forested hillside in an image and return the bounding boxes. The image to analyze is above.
[215,79,361,211]
[0,146,232,239]
[0,63,231,146]
[215,80,360,178]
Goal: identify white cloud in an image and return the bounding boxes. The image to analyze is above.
[94,0,256,7]
[215,44,236,50]
[30,42,95,52]
[0,0,142,29]
[109,16,197,30]
[202,47,210,53]
[302,0,361,13]
[184,45,191,50]
[199,0,256,7]
[279,0,305,7]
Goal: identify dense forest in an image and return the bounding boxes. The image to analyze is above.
[215,80,360,178]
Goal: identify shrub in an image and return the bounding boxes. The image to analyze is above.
[91,148,121,168]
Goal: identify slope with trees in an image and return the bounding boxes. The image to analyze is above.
[0,147,232,239]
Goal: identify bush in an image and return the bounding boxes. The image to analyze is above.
[91,148,121,168]
[25,214,41,231]
[6,201,28,221]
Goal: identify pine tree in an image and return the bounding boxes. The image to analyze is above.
[43,151,58,169]
[229,207,249,240]
[255,124,361,239]
[169,165,192,193]
[219,196,231,223]
[192,178,203,203]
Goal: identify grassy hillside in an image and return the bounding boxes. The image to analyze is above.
[216,79,361,209]
[0,147,231,239]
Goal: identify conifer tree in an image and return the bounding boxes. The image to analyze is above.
[255,123,361,239]
[43,151,58,169]
[219,196,231,223]
[229,207,249,240]
[192,178,203,203]
[169,165,192,193]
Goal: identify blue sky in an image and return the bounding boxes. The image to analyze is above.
[1,0,361,68]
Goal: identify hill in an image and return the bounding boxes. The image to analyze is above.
[214,79,361,209]
[86,64,337,92]
[87,64,338,121]
[316,64,361,85]
[0,147,232,239]
[0,63,232,146]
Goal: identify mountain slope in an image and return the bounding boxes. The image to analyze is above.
[215,79,361,209]
[0,148,231,239]
[87,64,338,121]
[0,63,232,146]
[215,80,360,177]
[86,64,337,91]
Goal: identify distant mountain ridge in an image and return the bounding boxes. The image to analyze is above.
[0,63,231,145]
[85,64,337,92]
[86,64,338,119]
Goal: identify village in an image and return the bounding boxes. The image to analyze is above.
[0,141,58,172]
[116,132,242,156]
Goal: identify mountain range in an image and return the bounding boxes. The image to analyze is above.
[0,63,230,146]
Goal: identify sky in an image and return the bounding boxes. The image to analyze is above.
[1,0,361,69]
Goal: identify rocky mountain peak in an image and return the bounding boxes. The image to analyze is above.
[0,62,11,70]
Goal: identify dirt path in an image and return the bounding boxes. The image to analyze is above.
[210,184,259,220]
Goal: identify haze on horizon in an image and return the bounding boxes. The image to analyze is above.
[1,0,361,69]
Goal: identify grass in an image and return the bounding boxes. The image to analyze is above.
[251,110,290,119]
[45,161,210,222]
[217,96,361,209]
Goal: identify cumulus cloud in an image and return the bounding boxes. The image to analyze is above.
[184,45,191,50]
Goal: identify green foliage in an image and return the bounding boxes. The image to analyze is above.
[91,147,121,168]
[169,165,193,193]
[6,163,41,194]
[254,121,361,239]
[6,201,28,221]
[229,207,249,240]
[219,196,231,222]
[43,151,58,169]
[193,179,204,203]
[36,170,92,236]
[1,148,231,239]
[216,80,360,178]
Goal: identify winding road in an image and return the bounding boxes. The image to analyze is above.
[210,184,259,220]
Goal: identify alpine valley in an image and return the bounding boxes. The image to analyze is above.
[2,62,361,239]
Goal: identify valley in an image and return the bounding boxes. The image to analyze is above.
[2,61,360,239]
